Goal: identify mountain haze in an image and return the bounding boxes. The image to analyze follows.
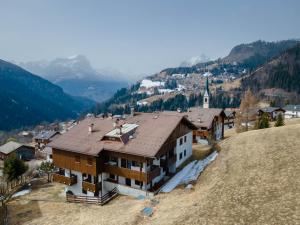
[0,59,94,131]
[19,55,128,102]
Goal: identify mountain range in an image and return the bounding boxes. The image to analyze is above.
[241,43,300,103]
[2,39,300,131]
[222,40,300,70]
[0,59,95,131]
[93,39,300,115]
[18,55,129,102]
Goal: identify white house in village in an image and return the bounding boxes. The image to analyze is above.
[284,105,300,119]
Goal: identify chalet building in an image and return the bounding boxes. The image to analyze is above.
[257,107,285,121]
[224,109,237,129]
[284,105,300,119]
[179,78,225,144]
[49,113,196,199]
[33,130,60,161]
[163,108,225,144]
[185,108,225,144]
[0,141,35,160]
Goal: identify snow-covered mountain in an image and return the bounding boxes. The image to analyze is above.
[19,54,103,82]
[18,55,129,102]
[180,54,210,67]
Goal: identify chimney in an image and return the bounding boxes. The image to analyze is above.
[88,123,94,133]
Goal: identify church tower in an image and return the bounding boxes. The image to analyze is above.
[203,76,209,109]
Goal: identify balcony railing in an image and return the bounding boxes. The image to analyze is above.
[53,173,77,186]
[147,165,161,180]
[82,180,101,193]
[103,163,161,182]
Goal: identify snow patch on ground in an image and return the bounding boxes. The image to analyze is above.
[12,189,31,198]
[140,79,165,88]
[160,151,218,193]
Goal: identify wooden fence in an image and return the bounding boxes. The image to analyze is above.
[66,187,118,206]
[0,175,31,196]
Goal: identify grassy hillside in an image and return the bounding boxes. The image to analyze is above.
[141,121,300,225]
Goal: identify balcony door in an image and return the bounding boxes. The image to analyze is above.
[125,178,131,186]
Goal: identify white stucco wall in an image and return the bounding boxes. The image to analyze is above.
[285,110,300,119]
[64,170,85,196]
[175,131,193,168]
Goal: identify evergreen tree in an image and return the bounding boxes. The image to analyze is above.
[257,112,270,129]
[275,113,284,127]
[4,154,28,181]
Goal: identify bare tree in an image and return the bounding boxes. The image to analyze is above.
[236,89,258,132]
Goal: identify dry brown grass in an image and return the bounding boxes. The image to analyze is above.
[139,122,300,225]
[8,120,300,225]
[7,179,150,225]
[213,78,242,92]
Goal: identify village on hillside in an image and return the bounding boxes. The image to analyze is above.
[0,78,299,224]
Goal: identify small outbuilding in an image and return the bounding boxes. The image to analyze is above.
[0,141,35,160]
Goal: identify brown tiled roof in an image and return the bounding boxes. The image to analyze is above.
[185,108,225,129]
[163,107,225,129]
[49,113,195,158]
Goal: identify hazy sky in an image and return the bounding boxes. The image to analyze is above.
[1,0,300,77]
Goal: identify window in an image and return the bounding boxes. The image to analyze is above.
[109,174,116,180]
[184,136,187,143]
[49,154,53,159]
[121,158,127,168]
[110,156,118,163]
[87,157,93,166]
[184,150,186,157]
[180,138,183,145]
[75,155,80,163]
[135,180,142,186]
[125,178,131,186]
[132,161,141,167]
[179,153,183,160]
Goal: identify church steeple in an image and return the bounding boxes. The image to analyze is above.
[203,76,209,108]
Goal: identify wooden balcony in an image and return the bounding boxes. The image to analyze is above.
[194,130,209,138]
[82,181,101,193]
[103,164,161,182]
[53,173,77,186]
[103,164,146,182]
[147,165,161,180]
